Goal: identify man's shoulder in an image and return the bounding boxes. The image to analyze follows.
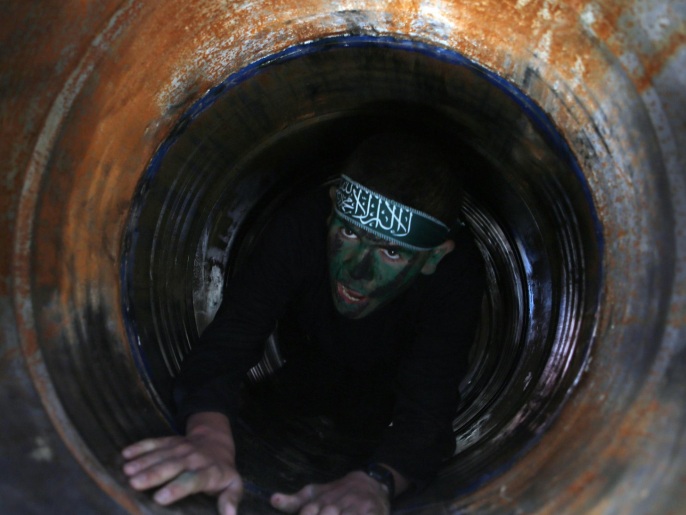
[435,227,484,282]
[223,188,329,305]
[411,227,485,309]
[398,227,485,338]
[248,188,329,273]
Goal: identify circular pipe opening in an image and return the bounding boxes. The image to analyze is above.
[122,37,601,510]
[8,1,685,513]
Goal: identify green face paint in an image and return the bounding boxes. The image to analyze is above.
[327,215,431,319]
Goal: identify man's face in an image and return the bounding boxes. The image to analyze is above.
[327,214,438,319]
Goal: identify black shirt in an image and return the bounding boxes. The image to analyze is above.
[173,189,485,482]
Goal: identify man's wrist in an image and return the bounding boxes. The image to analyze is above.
[363,463,395,499]
[186,412,232,433]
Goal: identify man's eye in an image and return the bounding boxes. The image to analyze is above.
[382,248,401,260]
[341,227,357,239]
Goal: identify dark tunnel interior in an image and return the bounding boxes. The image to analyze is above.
[118,38,602,511]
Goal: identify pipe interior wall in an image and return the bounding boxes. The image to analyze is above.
[1,1,684,514]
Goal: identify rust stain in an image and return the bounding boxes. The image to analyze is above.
[3,0,684,513]
[565,468,601,499]
[7,1,683,305]
[0,346,21,374]
[637,28,686,91]
[569,0,686,92]
[1,2,129,299]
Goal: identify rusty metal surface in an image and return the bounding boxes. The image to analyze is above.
[1,0,684,514]
[121,38,605,512]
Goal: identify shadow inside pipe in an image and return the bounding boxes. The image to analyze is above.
[122,37,602,512]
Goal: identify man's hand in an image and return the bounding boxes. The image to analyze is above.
[270,471,391,515]
[122,412,243,515]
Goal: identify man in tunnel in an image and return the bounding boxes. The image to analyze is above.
[122,131,485,515]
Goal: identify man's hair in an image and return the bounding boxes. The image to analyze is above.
[342,132,465,228]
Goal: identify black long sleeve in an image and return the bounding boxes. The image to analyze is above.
[173,190,485,483]
[173,195,323,426]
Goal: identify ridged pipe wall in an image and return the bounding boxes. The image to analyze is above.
[1,1,684,514]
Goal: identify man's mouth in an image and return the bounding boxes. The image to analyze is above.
[337,282,367,303]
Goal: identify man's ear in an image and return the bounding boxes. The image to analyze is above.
[421,239,455,275]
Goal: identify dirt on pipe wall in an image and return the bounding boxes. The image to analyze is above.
[1,1,685,514]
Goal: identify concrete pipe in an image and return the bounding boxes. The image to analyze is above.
[1,1,684,514]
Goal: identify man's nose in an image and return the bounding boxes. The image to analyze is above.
[347,248,374,281]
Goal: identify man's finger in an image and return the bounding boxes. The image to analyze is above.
[122,436,179,459]
[271,484,318,513]
[123,440,198,477]
[152,470,204,505]
[300,502,324,515]
[123,450,172,477]
[270,493,302,513]
[127,458,187,491]
[217,479,244,515]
